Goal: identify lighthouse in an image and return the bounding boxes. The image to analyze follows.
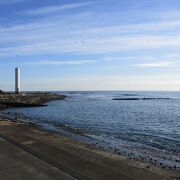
[15,67,20,94]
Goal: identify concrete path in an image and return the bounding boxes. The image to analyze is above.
[0,137,74,180]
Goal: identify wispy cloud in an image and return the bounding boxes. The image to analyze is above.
[103,56,156,61]
[26,60,97,65]
[2,11,180,57]
[25,2,95,15]
[0,0,26,4]
[1,0,180,58]
[1,34,180,57]
[78,20,180,34]
[132,61,177,68]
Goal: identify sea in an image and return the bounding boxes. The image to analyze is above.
[2,91,180,170]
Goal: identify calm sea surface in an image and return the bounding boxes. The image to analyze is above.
[3,91,180,169]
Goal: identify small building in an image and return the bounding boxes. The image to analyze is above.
[15,67,20,94]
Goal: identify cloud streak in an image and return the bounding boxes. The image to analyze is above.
[132,61,177,68]
[1,0,180,59]
[26,60,97,65]
[25,2,95,15]
[2,10,180,57]
[1,34,180,57]
[0,0,26,4]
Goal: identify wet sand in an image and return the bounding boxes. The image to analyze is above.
[0,118,179,180]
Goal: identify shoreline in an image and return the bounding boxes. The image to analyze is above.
[0,117,179,179]
[1,109,179,172]
[1,110,180,172]
[0,92,180,179]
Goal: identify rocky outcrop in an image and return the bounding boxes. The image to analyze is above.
[112,97,170,101]
[0,92,66,109]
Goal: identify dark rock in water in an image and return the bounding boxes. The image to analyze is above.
[0,90,4,94]
[112,97,171,101]
[113,98,140,100]
[142,97,170,100]
[175,159,180,163]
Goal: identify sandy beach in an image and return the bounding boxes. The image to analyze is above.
[0,118,179,180]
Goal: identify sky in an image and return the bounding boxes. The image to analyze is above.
[1,0,180,91]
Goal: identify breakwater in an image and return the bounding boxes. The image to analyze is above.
[0,92,66,109]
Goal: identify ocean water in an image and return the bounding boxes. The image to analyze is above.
[3,91,180,169]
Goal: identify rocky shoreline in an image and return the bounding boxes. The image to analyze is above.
[0,92,66,110]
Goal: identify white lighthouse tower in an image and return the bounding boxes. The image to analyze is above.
[15,67,20,94]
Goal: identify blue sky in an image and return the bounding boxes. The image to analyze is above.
[1,0,180,91]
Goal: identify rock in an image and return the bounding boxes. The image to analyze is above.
[0,92,67,109]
